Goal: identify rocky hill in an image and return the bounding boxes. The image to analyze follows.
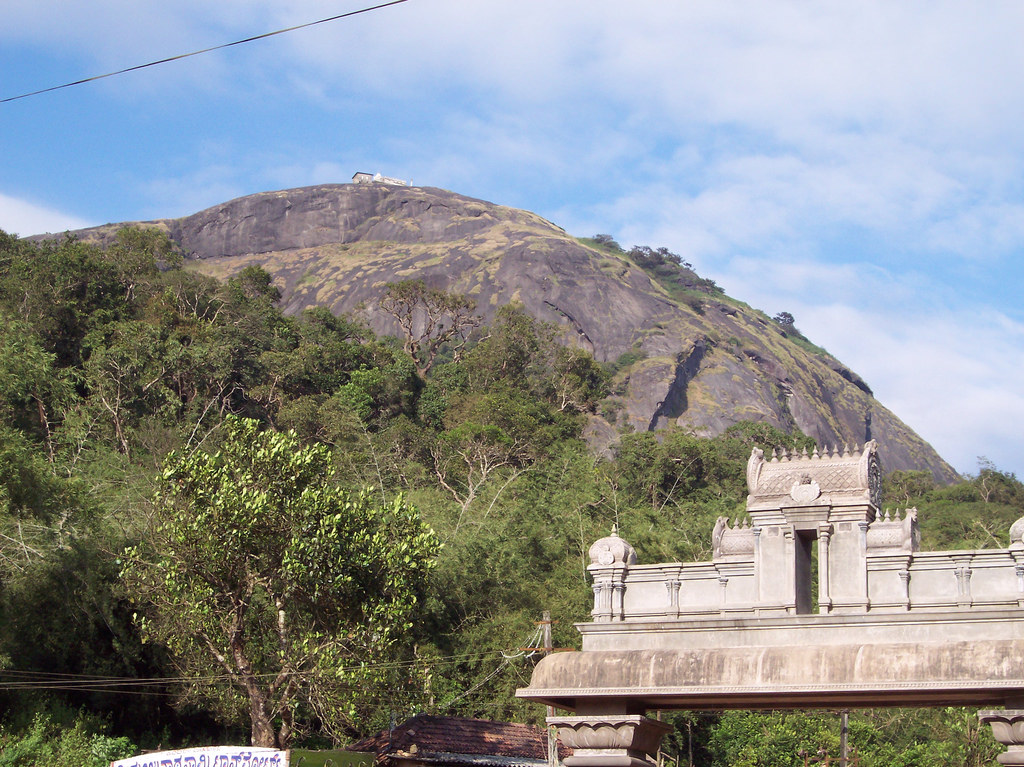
[54,182,959,482]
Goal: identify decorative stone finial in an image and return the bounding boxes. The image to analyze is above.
[588,526,637,567]
[1010,517,1024,550]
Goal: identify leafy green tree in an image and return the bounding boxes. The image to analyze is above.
[0,533,182,741]
[611,423,816,561]
[707,711,839,767]
[0,315,74,459]
[626,245,722,296]
[892,459,1024,550]
[411,441,606,724]
[0,713,135,767]
[256,307,373,406]
[722,421,816,455]
[0,425,86,581]
[4,222,1020,758]
[0,230,168,368]
[548,346,609,413]
[104,226,182,282]
[417,361,470,429]
[226,265,282,304]
[590,234,622,251]
[431,420,529,522]
[463,303,554,392]
[81,321,172,457]
[971,457,1023,505]
[882,470,936,507]
[461,304,608,415]
[428,389,579,521]
[121,418,439,747]
[773,311,796,328]
[616,429,746,511]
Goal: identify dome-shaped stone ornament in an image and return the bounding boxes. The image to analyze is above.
[588,525,637,566]
[1010,516,1024,550]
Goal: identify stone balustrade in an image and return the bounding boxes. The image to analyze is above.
[589,527,1024,622]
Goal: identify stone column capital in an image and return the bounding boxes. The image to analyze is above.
[548,714,672,767]
[979,709,1024,765]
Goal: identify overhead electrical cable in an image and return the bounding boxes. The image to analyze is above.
[1,0,409,104]
[437,626,545,711]
[0,646,522,694]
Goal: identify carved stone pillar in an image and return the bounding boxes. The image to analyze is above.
[752,526,763,604]
[664,579,681,618]
[783,527,797,614]
[611,583,626,619]
[548,714,672,767]
[979,710,1024,765]
[858,520,870,610]
[898,569,911,610]
[954,555,974,608]
[817,522,833,613]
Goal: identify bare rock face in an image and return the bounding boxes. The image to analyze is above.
[54,183,959,482]
[167,184,508,255]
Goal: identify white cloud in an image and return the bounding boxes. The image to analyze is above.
[0,193,92,236]
[1,0,271,102]
[584,3,1024,150]
[710,255,1024,478]
[7,1,1024,148]
[924,202,1024,259]
[2,0,248,62]
[239,1,1024,156]
[811,305,1024,479]
[139,165,250,220]
[8,2,1024,257]
[586,133,1013,261]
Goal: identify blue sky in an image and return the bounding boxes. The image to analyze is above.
[3,1,1024,480]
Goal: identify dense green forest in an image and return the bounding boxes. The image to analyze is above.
[0,228,1019,765]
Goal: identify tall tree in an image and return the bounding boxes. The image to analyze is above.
[548,346,608,413]
[379,280,480,377]
[121,418,439,747]
[0,315,74,459]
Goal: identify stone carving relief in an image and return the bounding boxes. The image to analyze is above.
[790,475,821,504]
[712,516,755,560]
[747,441,880,510]
[866,508,920,553]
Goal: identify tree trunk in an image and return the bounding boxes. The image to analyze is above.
[249,692,278,748]
[231,615,280,749]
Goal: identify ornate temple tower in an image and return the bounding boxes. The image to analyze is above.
[743,441,884,614]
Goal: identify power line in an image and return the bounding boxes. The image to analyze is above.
[0,646,517,694]
[0,633,549,712]
[0,0,409,105]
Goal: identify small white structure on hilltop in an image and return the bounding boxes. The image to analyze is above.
[352,171,411,187]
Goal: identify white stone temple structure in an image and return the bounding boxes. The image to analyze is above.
[518,441,1024,765]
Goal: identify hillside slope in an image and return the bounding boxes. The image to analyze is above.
[56,183,958,482]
